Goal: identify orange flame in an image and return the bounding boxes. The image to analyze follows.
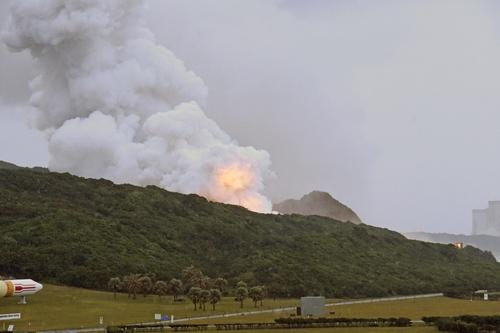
[239,195,266,213]
[206,163,267,212]
[216,163,254,192]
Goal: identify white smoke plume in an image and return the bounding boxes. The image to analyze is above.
[3,0,272,213]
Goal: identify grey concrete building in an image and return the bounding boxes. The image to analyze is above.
[300,296,325,317]
[473,201,500,236]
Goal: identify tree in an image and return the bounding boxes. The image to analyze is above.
[122,275,131,298]
[182,266,205,289]
[138,276,153,297]
[235,281,248,308]
[168,278,183,301]
[153,280,168,300]
[123,274,141,299]
[268,281,286,301]
[214,277,228,295]
[259,285,266,306]
[249,286,264,307]
[107,277,122,300]
[209,289,222,311]
[187,287,201,310]
[200,275,211,289]
[199,289,210,311]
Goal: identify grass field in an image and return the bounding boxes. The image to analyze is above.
[1,285,500,332]
[0,284,297,331]
[188,296,500,325]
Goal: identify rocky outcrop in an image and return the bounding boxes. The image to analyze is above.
[273,191,362,224]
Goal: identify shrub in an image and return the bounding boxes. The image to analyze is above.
[274,317,411,327]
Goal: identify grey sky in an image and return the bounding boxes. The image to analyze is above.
[1,0,500,234]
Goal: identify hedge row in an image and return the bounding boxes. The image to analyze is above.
[455,315,500,326]
[274,317,412,327]
[108,319,412,333]
[428,315,500,333]
[215,323,288,330]
[436,319,478,333]
[422,316,445,325]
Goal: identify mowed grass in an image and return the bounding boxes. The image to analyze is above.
[188,296,500,324]
[0,284,297,331]
[329,297,500,319]
[1,285,500,332]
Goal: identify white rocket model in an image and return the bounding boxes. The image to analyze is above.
[0,279,43,304]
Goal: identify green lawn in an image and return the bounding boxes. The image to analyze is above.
[328,297,500,319]
[0,284,297,331]
[188,296,500,324]
[1,285,500,332]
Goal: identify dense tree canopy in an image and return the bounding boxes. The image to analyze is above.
[1,165,499,298]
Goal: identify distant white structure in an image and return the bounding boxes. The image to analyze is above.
[473,201,500,236]
[300,296,325,317]
[474,290,489,301]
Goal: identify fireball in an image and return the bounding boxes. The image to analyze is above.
[202,162,269,213]
[239,194,268,213]
[216,163,254,192]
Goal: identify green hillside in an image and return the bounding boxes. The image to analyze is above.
[0,165,499,297]
[0,160,23,170]
[0,160,48,172]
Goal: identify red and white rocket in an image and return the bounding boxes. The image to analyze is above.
[0,279,43,303]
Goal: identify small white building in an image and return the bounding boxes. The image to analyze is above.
[474,290,489,301]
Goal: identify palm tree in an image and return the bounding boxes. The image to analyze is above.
[138,276,153,297]
[107,277,122,300]
[124,274,141,299]
[182,266,204,289]
[122,275,132,298]
[200,276,211,290]
[153,280,168,300]
[214,277,228,295]
[168,278,183,301]
[249,286,263,307]
[199,289,210,311]
[235,282,248,309]
[209,289,222,311]
[259,285,266,306]
[187,287,201,310]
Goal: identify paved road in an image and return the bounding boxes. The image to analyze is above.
[325,293,444,307]
[38,293,443,333]
[39,329,106,333]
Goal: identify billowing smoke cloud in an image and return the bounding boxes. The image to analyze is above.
[3,0,272,212]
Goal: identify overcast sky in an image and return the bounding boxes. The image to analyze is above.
[2,0,500,234]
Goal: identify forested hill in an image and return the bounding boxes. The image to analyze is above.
[1,165,500,298]
[0,160,48,172]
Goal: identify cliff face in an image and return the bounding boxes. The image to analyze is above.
[273,191,363,224]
